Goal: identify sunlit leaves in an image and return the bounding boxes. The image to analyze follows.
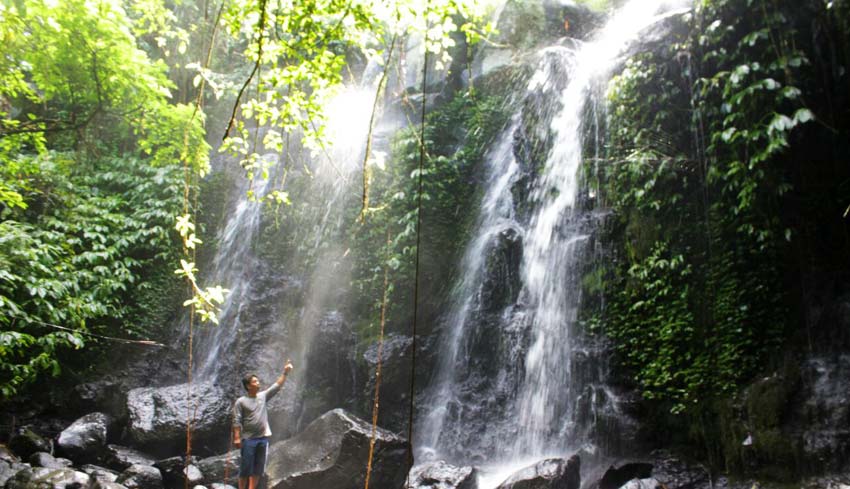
[218,0,494,207]
[174,258,228,325]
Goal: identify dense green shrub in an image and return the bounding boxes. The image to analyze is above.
[590,0,850,473]
[0,155,186,398]
[595,0,811,412]
[0,0,207,399]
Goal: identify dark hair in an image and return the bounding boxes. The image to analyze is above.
[242,373,258,391]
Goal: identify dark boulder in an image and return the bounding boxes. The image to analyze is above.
[4,467,91,489]
[409,461,478,489]
[795,355,850,473]
[27,453,72,470]
[266,408,409,489]
[8,428,51,460]
[126,382,230,455]
[362,335,414,432]
[102,445,157,471]
[154,456,201,488]
[480,226,523,313]
[116,464,163,489]
[494,455,580,489]
[298,311,358,425]
[56,413,111,463]
[196,451,239,486]
[71,382,127,421]
[648,452,709,489]
[596,462,653,489]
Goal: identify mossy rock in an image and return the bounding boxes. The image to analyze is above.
[745,365,800,430]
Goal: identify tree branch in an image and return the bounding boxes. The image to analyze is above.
[223,0,269,141]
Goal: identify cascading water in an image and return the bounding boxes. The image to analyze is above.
[186,79,402,423]
[191,168,273,381]
[418,114,525,459]
[418,0,689,482]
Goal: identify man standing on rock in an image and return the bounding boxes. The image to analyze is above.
[232,360,293,489]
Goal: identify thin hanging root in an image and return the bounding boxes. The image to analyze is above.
[406,3,430,485]
[359,33,398,224]
[181,2,225,484]
[364,229,392,489]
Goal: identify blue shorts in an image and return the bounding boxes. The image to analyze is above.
[239,437,269,477]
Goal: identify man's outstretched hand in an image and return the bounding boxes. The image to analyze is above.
[275,359,294,387]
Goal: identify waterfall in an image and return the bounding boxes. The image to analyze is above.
[191,86,387,388]
[194,171,271,381]
[418,0,690,481]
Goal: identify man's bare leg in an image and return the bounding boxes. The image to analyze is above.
[248,475,260,489]
[238,478,247,489]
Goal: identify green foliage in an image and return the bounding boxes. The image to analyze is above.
[0,155,185,398]
[0,0,208,399]
[217,0,495,200]
[594,0,813,417]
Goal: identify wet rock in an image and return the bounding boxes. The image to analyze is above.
[0,460,30,488]
[116,464,163,489]
[0,446,19,463]
[209,483,236,489]
[480,226,523,313]
[126,382,230,455]
[597,462,653,489]
[92,482,129,489]
[57,413,111,463]
[649,452,709,489]
[102,445,157,471]
[154,456,200,488]
[494,455,580,489]
[183,466,203,487]
[482,45,517,76]
[71,382,127,421]
[298,311,358,425]
[4,467,91,489]
[409,461,478,489]
[8,428,51,460]
[196,451,239,486]
[80,464,119,484]
[266,408,409,489]
[802,475,850,489]
[620,479,663,489]
[28,453,72,469]
[795,355,850,473]
[362,335,414,432]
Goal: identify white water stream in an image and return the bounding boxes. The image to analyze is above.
[418,0,690,484]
